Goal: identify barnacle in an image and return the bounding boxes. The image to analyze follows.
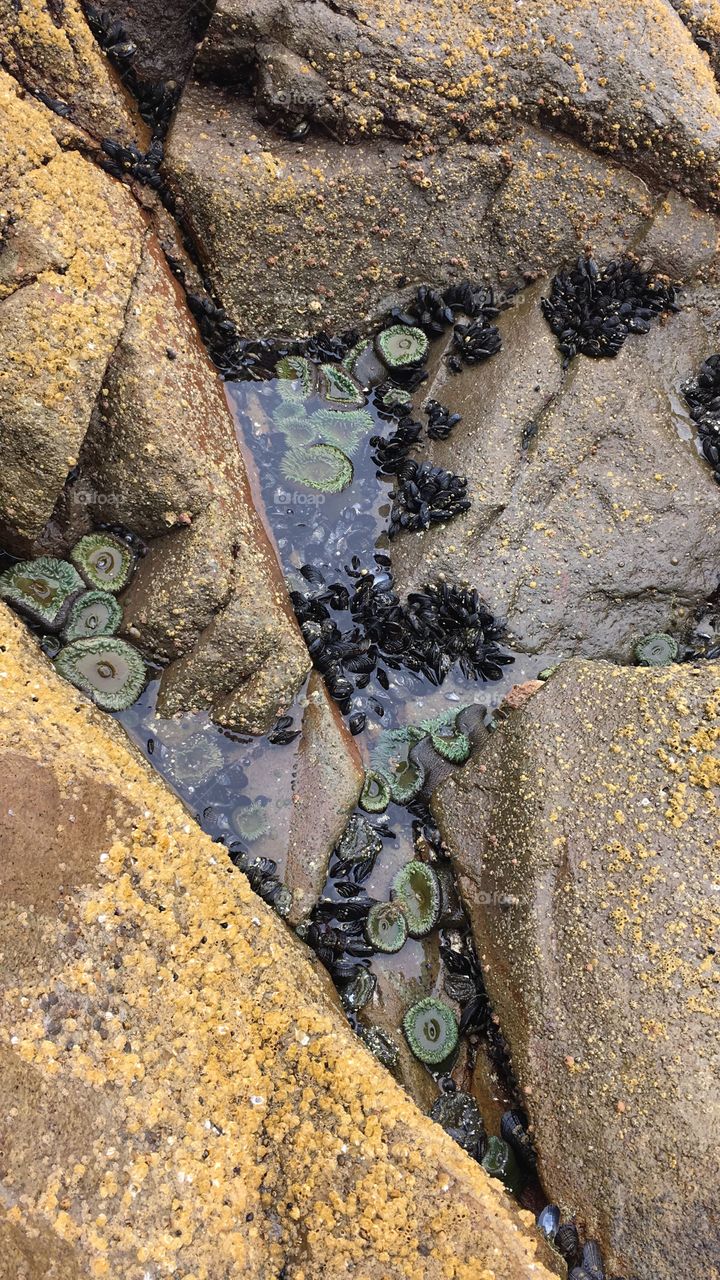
[275,354,315,395]
[634,632,678,667]
[480,1136,522,1194]
[403,997,458,1065]
[375,325,429,370]
[0,556,84,630]
[391,860,441,938]
[232,800,270,844]
[307,408,374,455]
[365,902,408,953]
[336,814,383,863]
[357,1023,399,1069]
[359,770,391,814]
[70,534,136,593]
[421,711,471,764]
[318,363,365,407]
[62,590,122,642]
[280,444,353,493]
[55,636,146,710]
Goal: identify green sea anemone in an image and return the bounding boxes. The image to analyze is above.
[359,770,391,814]
[372,727,427,804]
[232,800,270,844]
[275,378,306,405]
[0,556,84,630]
[341,339,368,375]
[403,997,458,1065]
[335,814,383,863]
[62,590,122,642]
[421,712,471,764]
[163,734,224,786]
[275,355,315,395]
[366,902,408,953]
[307,408,374,455]
[273,406,319,446]
[380,386,412,410]
[391,860,441,938]
[55,636,146,711]
[481,1137,522,1195]
[358,1024,399,1069]
[634,632,678,667]
[318,363,366,407]
[280,444,353,493]
[70,534,135,594]
[375,325,429,370]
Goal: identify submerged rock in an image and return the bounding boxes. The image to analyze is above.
[0,603,559,1280]
[434,659,720,1280]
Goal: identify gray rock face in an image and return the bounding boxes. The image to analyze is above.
[164,0,720,334]
[433,659,720,1280]
[392,277,720,661]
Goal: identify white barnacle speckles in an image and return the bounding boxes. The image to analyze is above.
[250,1095,266,1107]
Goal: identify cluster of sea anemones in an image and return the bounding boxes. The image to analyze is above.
[0,533,146,712]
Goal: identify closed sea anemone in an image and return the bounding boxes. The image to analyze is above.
[70,533,136,593]
[391,860,441,937]
[62,590,122,642]
[634,632,678,667]
[359,770,391,813]
[318,363,366,407]
[280,444,353,493]
[403,997,458,1065]
[55,636,146,710]
[0,556,84,630]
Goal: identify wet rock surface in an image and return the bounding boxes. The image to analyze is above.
[392,276,720,660]
[284,673,364,923]
[0,604,559,1280]
[434,659,720,1280]
[164,0,720,334]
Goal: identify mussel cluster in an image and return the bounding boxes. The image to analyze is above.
[85,4,182,130]
[541,256,678,364]
[388,459,470,537]
[291,560,513,719]
[387,282,504,374]
[683,353,720,485]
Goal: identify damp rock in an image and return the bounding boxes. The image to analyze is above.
[283,674,364,925]
[392,278,720,661]
[434,658,720,1279]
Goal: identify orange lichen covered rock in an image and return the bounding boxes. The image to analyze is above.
[0,0,144,146]
[0,604,559,1280]
[435,659,720,1280]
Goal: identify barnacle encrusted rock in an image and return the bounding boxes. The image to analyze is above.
[434,659,720,1280]
[393,276,720,661]
[0,0,144,145]
[0,604,560,1280]
[0,70,145,550]
[165,0,720,333]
